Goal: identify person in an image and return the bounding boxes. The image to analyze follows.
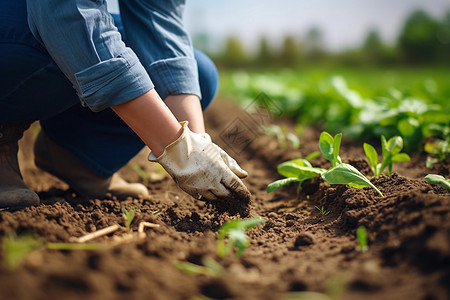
[0,0,251,209]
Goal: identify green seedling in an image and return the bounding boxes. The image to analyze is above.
[268,131,383,197]
[425,174,450,189]
[315,206,330,216]
[424,125,449,168]
[267,153,325,193]
[2,233,42,269]
[174,256,224,277]
[264,125,300,149]
[319,132,343,167]
[217,217,265,258]
[131,163,150,184]
[356,226,368,252]
[122,206,135,230]
[363,135,410,177]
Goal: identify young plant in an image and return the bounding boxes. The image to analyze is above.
[217,217,265,258]
[121,206,135,231]
[264,125,300,149]
[174,256,224,277]
[356,226,369,252]
[268,131,383,197]
[315,206,330,216]
[319,132,342,167]
[363,135,410,176]
[356,226,368,252]
[425,174,450,189]
[267,152,322,193]
[2,233,42,269]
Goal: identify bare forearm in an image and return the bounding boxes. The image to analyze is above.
[164,94,205,133]
[111,89,182,157]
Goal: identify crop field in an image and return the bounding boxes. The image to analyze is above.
[0,67,449,299]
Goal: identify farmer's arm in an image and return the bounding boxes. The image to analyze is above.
[118,0,205,133]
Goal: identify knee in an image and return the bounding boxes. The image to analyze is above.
[194,49,219,110]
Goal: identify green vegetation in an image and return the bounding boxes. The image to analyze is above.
[121,206,135,230]
[220,68,449,158]
[356,226,368,253]
[217,217,265,258]
[267,131,383,197]
[174,256,224,277]
[264,125,300,149]
[2,233,42,269]
[364,136,410,176]
[425,174,450,189]
[315,206,330,216]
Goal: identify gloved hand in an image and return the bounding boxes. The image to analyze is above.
[148,122,251,202]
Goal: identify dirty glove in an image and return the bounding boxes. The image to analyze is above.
[148,122,251,202]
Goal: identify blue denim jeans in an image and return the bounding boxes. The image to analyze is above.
[0,0,218,177]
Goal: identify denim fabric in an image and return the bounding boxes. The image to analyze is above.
[27,0,154,112]
[0,0,218,177]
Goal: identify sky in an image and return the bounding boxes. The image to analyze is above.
[106,0,449,52]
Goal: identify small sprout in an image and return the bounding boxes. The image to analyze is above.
[267,154,325,193]
[122,206,135,230]
[425,174,450,189]
[319,131,342,167]
[2,233,42,269]
[217,217,265,258]
[268,132,383,197]
[356,226,368,252]
[174,256,224,277]
[315,206,330,216]
[131,163,150,183]
[264,125,300,149]
[363,135,410,177]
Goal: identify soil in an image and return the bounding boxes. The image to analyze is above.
[0,99,449,300]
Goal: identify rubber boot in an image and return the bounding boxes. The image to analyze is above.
[34,131,149,200]
[0,123,40,209]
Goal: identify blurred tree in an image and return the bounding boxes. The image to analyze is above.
[279,35,302,66]
[398,10,440,64]
[256,36,274,67]
[222,36,247,67]
[362,29,384,62]
[437,9,450,63]
[304,27,326,62]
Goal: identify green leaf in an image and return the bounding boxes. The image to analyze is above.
[277,162,303,178]
[391,153,410,163]
[363,143,378,175]
[238,217,266,230]
[287,133,300,149]
[332,133,343,166]
[305,151,321,161]
[319,131,334,163]
[217,218,265,258]
[321,163,383,197]
[267,178,299,193]
[386,136,404,155]
[381,135,388,158]
[356,226,368,252]
[286,158,312,167]
[425,174,450,189]
[3,233,42,269]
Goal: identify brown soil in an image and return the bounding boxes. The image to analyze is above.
[0,99,449,300]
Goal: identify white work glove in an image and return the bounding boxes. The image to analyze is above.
[148,122,251,202]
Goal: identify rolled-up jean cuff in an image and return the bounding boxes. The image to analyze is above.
[148,57,201,100]
[74,48,154,112]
